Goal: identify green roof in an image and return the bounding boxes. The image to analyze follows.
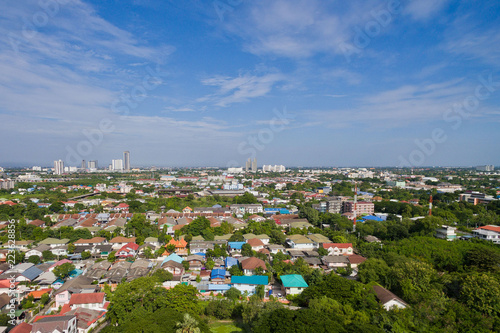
[191,235,205,241]
[281,274,308,288]
[214,234,232,240]
[144,237,158,242]
[39,238,69,245]
[243,233,257,240]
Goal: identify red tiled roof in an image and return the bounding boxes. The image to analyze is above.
[109,236,136,243]
[10,322,32,333]
[29,219,45,227]
[241,257,266,270]
[74,237,106,244]
[478,225,500,233]
[69,292,105,305]
[247,238,264,247]
[322,243,353,249]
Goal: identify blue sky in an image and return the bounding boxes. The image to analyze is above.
[0,0,499,168]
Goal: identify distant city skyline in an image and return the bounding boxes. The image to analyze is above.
[1,1,499,167]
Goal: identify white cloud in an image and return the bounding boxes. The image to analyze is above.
[404,0,450,21]
[199,72,285,107]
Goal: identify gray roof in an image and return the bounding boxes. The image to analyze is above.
[21,266,44,281]
[322,255,349,264]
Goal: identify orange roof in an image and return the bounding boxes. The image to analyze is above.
[28,288,52,299]
[0,279,18,288]
[241,257,266,270]
[478,225,500,233]
[9,322,32,333]
[322,243,353,249]
[69,292,105,305]
[109,236,136,243]
[168,238,187,248]
[247,238,264,247]
[74,237,106,244]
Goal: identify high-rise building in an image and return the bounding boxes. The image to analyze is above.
[88,160,98,170]
[252,158,257,172]
[124,151,130,171]
[245,158,251,172]
[81,160,86,169]
[112,159,124,172]
[476,165,494,172]
[54,160,64,175]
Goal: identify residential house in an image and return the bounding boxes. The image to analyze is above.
[185,255,204,270]
[322,243,354,256]
[348,254,367,268]
[286,235,316,250]
[210,268,226,284]
[31,315,77,333]
[74,237,107,247]
[9,322,32,333]
[66,307,106,333]
[240,257,267,275]
[189,241,214,254]
[280,274,308,295]
[39,238,70,248]
[322,255,349,269]
[373,285,408,310]
[109,237,136,250]
[161,253,185,276]
[266,244,285,254]
[247,215,265,222]
[227,242,246,254]
[29,219,46,228]
[69,292,106,311]
[18,266,43,283]
[25,244,51,259]
[246,238,265,252]
[116,242,139,258]
[144,237,160,249]
[231,275,268,295]
[230,204,263,215]
[15,240,34,251]
[303,257,322,269]
[435,225,457,241]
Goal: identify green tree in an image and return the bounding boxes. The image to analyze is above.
[175,313,200,333]
[53,263,75,279]
[152,269,173,283]
[460,273,500,316]
[225,287,241,301]
[81,251,91,260]
[42,250,55,261]
[27,255,41,265]
[241,243,253,257]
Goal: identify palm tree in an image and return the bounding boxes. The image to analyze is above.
[175,313,200,333]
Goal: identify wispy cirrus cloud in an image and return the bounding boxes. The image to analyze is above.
[305,78,492,129]
[198,72,285,107]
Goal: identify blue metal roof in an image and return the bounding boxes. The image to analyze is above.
[208,284,231,291]
[225,257,239,268]
[21,266,43,281]
[362,215,384,222]
[231,275,268,285]
[211,269,226,279]
[228,242,246,250]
